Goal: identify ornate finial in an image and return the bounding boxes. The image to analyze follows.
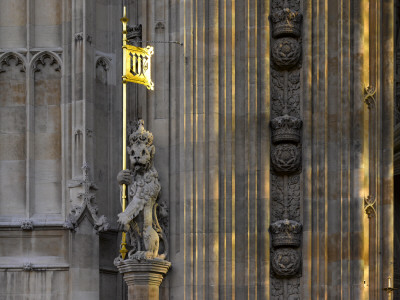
[269,8,302,38]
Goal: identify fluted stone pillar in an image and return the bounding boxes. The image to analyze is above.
[115,259,171,300]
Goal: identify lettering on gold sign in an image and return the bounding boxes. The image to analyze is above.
[124,45,154,90]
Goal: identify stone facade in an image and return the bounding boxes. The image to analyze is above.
[0,0,397,300]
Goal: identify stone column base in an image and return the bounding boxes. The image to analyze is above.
[115,259,171,300]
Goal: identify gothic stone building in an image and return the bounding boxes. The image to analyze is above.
[0,0,398,299]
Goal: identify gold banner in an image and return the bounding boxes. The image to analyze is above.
[124,45,154,90]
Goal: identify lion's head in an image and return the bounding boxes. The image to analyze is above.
[127,120,155,173]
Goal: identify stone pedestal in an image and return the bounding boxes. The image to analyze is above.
[115,259,171,300]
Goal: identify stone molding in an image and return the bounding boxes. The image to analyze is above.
[0,263,69,271]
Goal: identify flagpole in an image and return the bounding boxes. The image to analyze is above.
[120,5,129,260]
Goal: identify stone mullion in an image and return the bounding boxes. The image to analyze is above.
[350,0,368,298]
[326,0,341,296]
[300,0,313,297]
[207,0,220,298]
[364,0,380,297]
[25,0,33,220]
[381,0,395,299]
[259,0,271,296]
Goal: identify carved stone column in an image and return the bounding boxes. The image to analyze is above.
[115,259,171,300]
[269,0,303,298]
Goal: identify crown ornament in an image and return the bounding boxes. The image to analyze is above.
[269,8,302,38]
[127,24,142,46]
[128,119,153,146]
[270,114,302,144]
[269,219,302,248]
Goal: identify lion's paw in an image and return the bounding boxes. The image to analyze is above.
[117,212,131,225]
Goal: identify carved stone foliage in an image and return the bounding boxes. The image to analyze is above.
[271,277,284,299]
[271,174,301,223]
[272,0,300,13]
[64,163,109,233]
[287,175,301,221]
[271,175,284,222]
[271,69,285,118]
[271,69,301,119]
[115,120,169,262]
[287,69,301,118]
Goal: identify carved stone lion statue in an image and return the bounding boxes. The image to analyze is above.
[117,120,167,260]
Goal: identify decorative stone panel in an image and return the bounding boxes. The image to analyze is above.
[269,0,303,297]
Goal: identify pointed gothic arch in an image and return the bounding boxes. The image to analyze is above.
[0,52,26,73]
[31,51,62,73]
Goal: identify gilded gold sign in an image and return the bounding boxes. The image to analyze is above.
[124,44,154,90]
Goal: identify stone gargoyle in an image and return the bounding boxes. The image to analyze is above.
[117,120,168,260]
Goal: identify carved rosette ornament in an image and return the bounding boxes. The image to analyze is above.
[271,38,301,69]
[271,143,301,174]
[271,248,301,277]
[269,0,303,297]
